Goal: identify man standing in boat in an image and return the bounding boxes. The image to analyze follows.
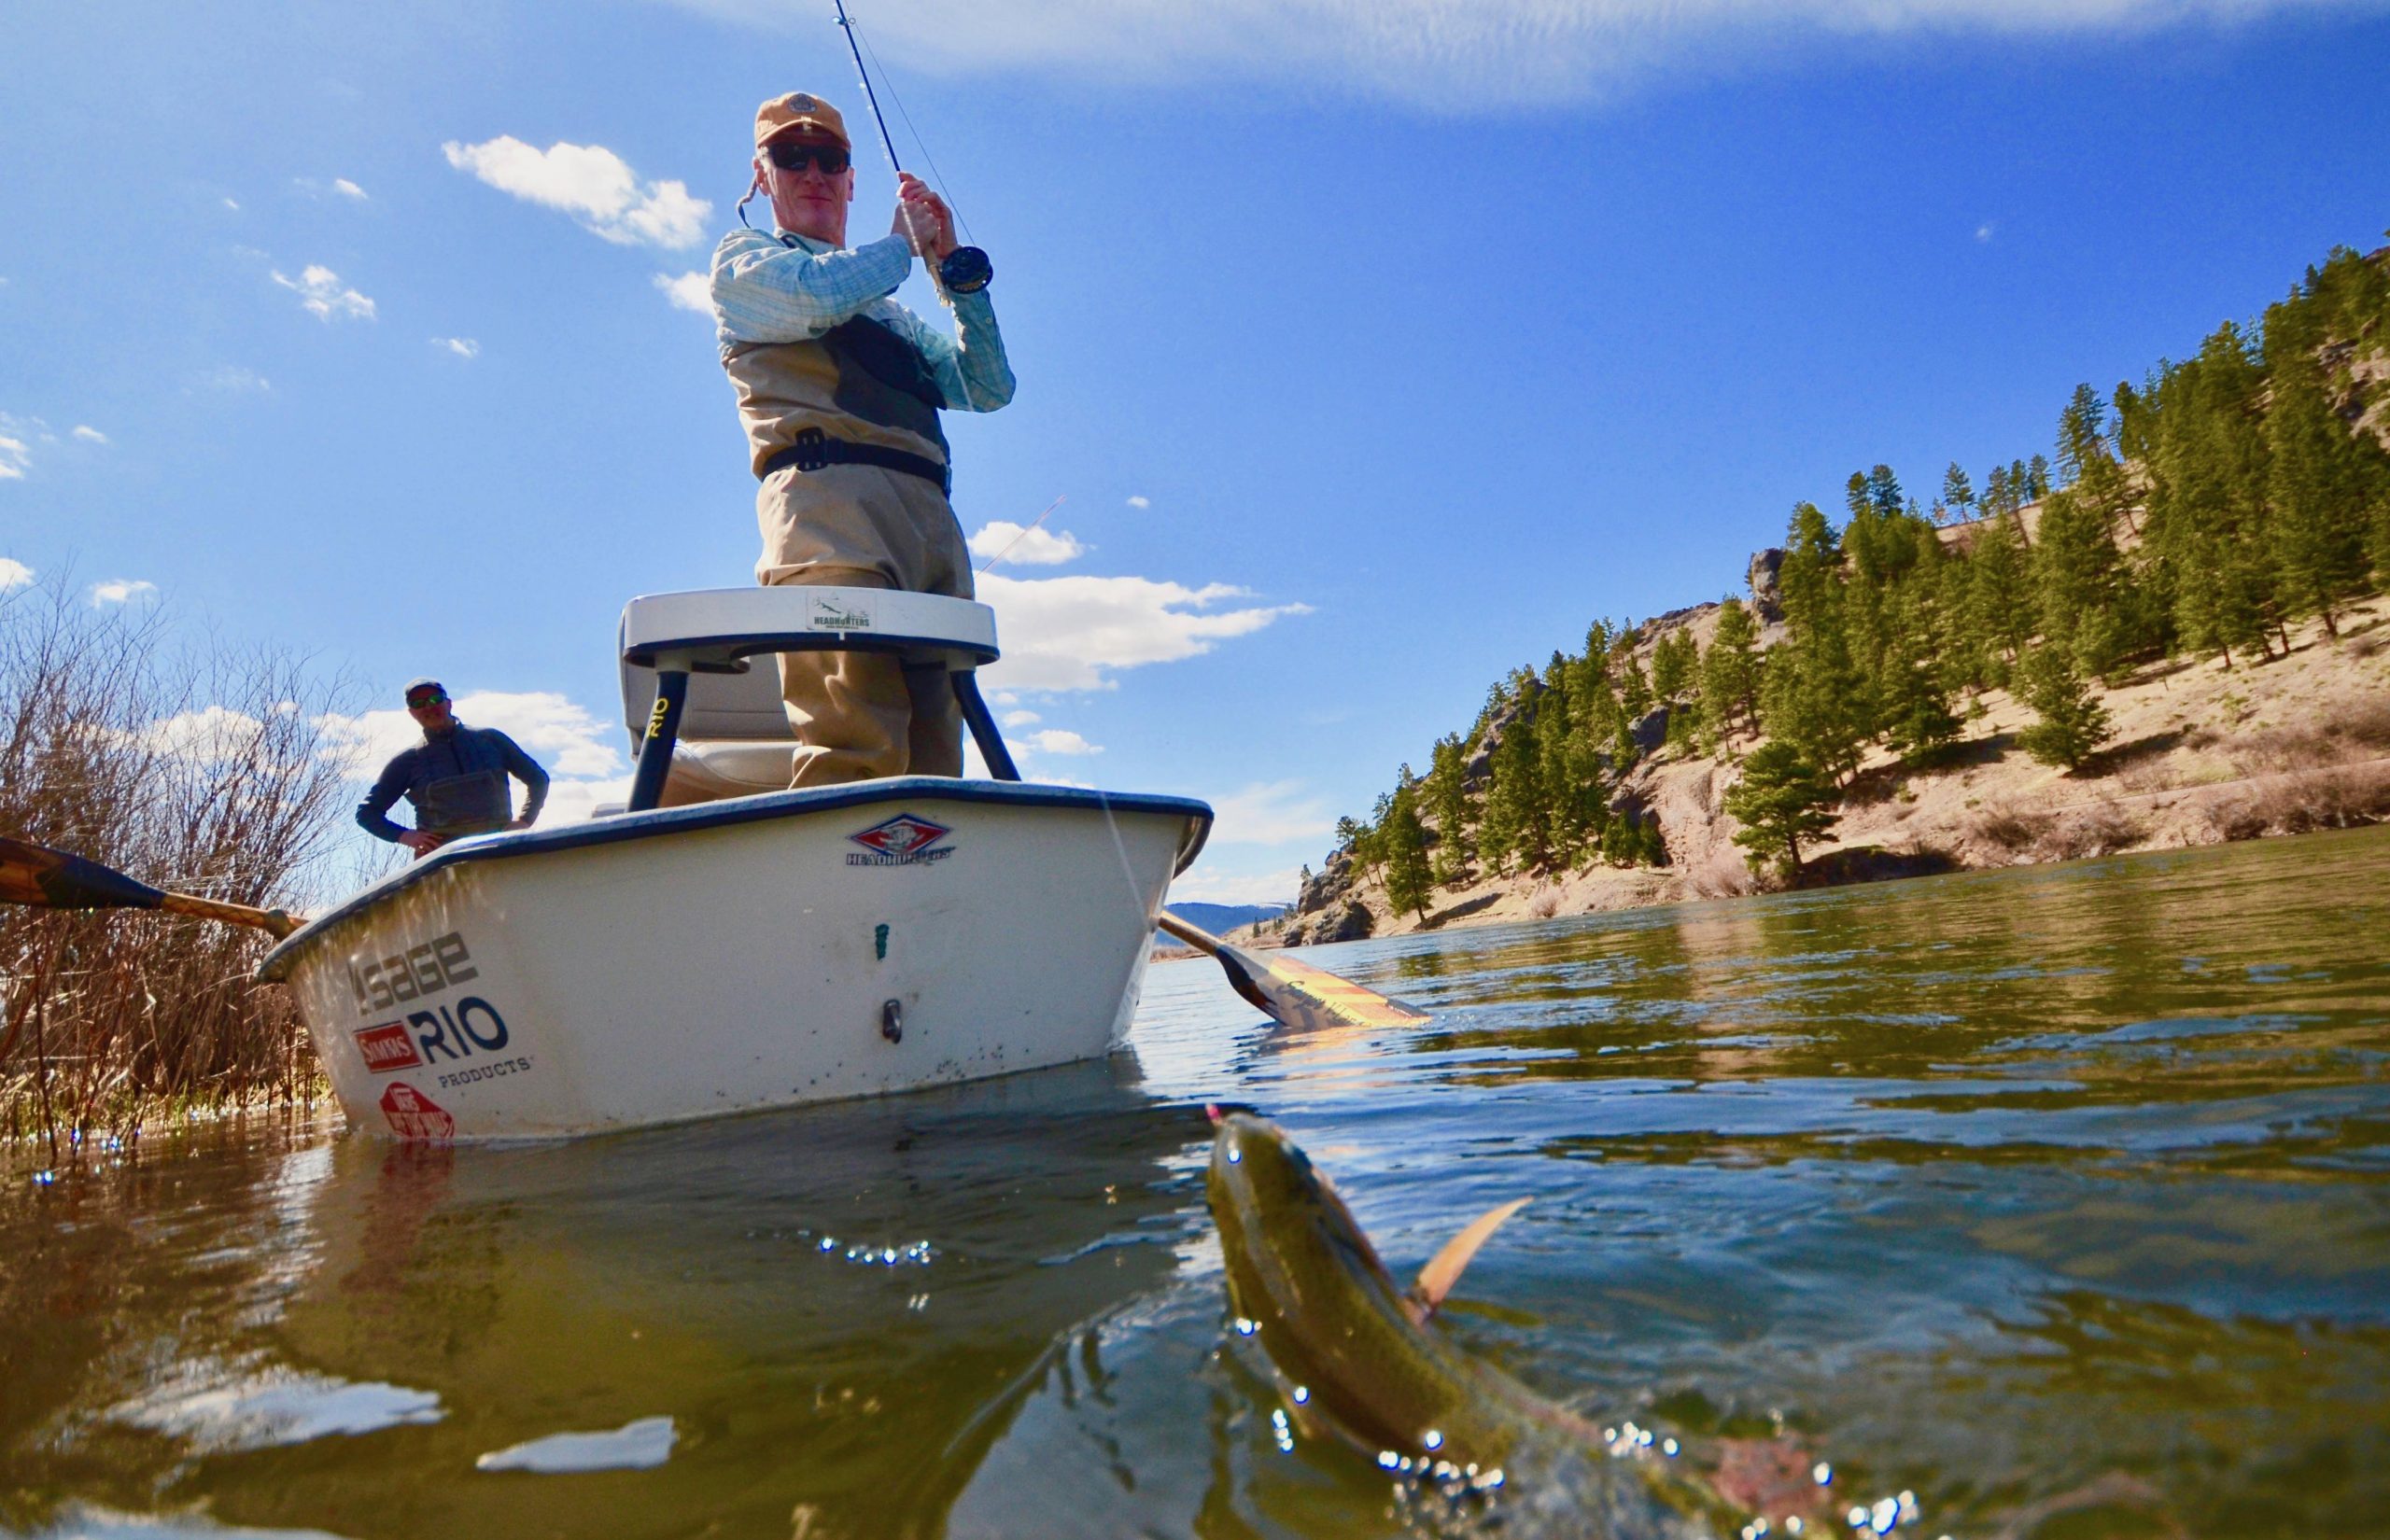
[704,90,1014,793]
[356,679,550,857]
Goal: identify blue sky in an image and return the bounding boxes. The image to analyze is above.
[5,0,2388,903]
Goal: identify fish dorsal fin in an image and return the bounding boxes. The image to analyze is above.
[1404,1198,1530,1323]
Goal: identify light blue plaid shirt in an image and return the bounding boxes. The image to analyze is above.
[710,228,1015,413]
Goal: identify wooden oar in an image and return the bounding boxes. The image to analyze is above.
[0,836,301,940]
[1156,911,1428,1031]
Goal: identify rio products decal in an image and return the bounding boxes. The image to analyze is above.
[846,812,955,867]
[380,1082,456,1141]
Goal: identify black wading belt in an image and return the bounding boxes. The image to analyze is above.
[761,427,949,495]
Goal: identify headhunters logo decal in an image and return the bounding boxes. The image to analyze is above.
[808,592,876,632]
[847,813,954,867]
[355,1021,423,1073]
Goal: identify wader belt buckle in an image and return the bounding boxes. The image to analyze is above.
[762,428,952,497]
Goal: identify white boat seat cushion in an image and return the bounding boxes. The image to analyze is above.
[618,586,999,746]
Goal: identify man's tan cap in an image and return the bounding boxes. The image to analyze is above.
[754,91,850,149]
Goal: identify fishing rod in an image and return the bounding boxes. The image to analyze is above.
[831,0,991,296]
[833,0,905,175]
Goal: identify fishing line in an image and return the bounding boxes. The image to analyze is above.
[854,21,977,248]
[976,496,1067,574]
[834,0,907,175]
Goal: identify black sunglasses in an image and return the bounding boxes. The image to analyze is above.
[406,693,448,708]
[766,143,850,175]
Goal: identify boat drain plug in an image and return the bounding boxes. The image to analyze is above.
[880,999,903,1043]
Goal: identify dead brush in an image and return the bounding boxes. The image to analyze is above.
[2035,800,2145,861]
[1,586,356,1155]
[1962,802,2053,855]
[2229,696,2390,775]
[2211,763,2390,839]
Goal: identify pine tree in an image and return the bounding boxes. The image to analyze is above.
[1877,644,1962,765]
[1650,629,1694,701]
[1537,656,1592,860]
[1476,688,1549,875]
[1722,740,1840,876]
[1616,647,1653,720]
[2265,352,2375,638]
[1941,462,1975,524]
[1700,597,1763,739]
[2033,486,2133,680]
[2014,644,2115,771]
[1761,504,1871,782]
[1423,735,1472,885]
[1381,780,1434,922]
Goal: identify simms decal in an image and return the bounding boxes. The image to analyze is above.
[355,1021,423,1074]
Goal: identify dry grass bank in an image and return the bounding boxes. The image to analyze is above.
[0,588,356,1155]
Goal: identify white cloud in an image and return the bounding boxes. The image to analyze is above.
[977,571,1309,692]
[967,520,1087,567]
[653,271,711,313]
[1168,864,1301,907]
[333,177,367,200]
[654,0,2387,105]
[1125,495,1150,509]
[138,706,267,763]
[1206,779,1334,846]
[197,366,272,394]
[1022,728,1102,755]
[1976,222,1996,242]
[999,708,1041,727]
[91,579,159,607]
[273,265,376,321]
[0,558,35,590]
[432,337,481,358]
[222,197,240,211]
[539,774,636,826]
[72,425,107,443]
[0,435,28,481]
[444,137,710,249]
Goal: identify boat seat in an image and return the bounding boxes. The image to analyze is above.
[614,586,1016,811]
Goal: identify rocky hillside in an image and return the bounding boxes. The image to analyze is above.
[1259,594,2390,946]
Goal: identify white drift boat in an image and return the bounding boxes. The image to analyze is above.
[257,586,1212,1141]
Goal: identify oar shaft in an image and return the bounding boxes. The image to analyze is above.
[1155,910,1216,955]
[160,892,300,940]
[0,835,300,939]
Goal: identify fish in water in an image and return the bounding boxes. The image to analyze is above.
[1205,1109,2186,1540]
[1205,1107,1807,1537]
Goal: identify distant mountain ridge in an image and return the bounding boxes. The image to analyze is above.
[1158,903,1287,942]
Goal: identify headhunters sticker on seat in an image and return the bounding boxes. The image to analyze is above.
[847,813,954,867]
[808,592,877,632]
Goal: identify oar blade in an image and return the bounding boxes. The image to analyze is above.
[1217,938,1431,1032]
[0,836,167,913]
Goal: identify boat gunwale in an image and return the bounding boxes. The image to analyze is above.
[259,777,1213,982]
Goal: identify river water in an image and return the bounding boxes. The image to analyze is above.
[5,828,2387,1539]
